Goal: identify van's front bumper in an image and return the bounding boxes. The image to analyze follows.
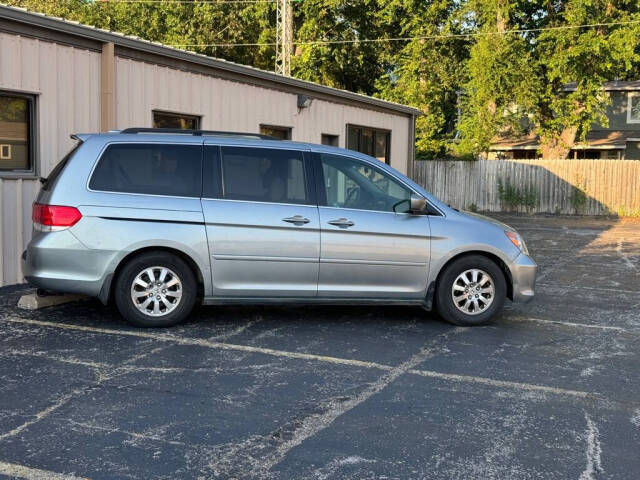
[509,253,537,303]
[22,230,116,298]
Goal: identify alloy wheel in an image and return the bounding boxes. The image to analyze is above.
[130,266,183,317]
[451,268,495,315]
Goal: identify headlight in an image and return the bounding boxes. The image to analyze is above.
[505,230,529,255]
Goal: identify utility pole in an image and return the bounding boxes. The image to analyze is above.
[275,0,293,76]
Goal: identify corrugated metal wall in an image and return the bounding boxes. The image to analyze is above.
[0,33,410,286]
[0,33,101,286]
[412,159,640,216]
[114,57,410,173]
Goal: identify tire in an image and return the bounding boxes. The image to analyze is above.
[435,255,506,327]
[114,251,197,327]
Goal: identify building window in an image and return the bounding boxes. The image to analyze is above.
[152,110,200,130]
[570,149,602,160]
[604,149,621,160]
[512,150,539,160]
[346,124,390,164]
[321,134,339,147]
[0,92,35,173]
[260,125,292,140]
[627,93,640,124]
[0,145,11,159]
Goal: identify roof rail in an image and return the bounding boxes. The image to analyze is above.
[119,127,279,140]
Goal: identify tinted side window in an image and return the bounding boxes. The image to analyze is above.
[320,154,412,213]
[202,145,222,198]
[43,143,81,191]
[221,147,307,204]
[89,144,202,197]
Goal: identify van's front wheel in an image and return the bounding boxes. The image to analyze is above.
[435,255,506,326]
[114,252,197,327]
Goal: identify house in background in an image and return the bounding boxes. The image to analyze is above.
[489,80,640,160]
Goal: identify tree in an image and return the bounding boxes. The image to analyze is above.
[534,0,640,158]
[456,0,538,157]
[375,0,469,159]
[457,0,640,159]
[292,0,392,95]
[7,0,640,159]
[5,0,276,70]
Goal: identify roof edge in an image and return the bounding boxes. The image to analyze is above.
[561,81,640,92]
[0,4,422,116]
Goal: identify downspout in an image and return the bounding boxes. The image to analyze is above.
[101,42,115,132]
[407,114,416,179]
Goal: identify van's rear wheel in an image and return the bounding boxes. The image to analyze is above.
[114,252,197,327]
[435,255,506,326]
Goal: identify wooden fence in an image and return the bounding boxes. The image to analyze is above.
[411,159,640,216]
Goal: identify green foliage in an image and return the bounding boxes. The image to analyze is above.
[7,0,640,159]
[0,96,27,122]
[6,0,276,70]
[535,1,640,148]
[456,0,538,156]
[497,177,539,213]
[374,0,469,159]
[292,0,391,95]
[497,177,520,211]
[616,206,640,217]
[570,175,588,214]
[521,184,539,214]
[468,203,479,213]
[458,0,640,158]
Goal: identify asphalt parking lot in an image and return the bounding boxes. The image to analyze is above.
[0,214,639,480]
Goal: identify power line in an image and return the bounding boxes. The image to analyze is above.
[166,19,640,47]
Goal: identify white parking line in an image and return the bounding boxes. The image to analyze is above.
[579,412,603,480]
[239,328,466,476]
[509,316,632,333]
[2,316,394,371]
[617,240,637,270]
[1,317,597,401]
[538,283,639,295]
[0,461,88,480]
[408,369,590,398]
[0,389,82,441]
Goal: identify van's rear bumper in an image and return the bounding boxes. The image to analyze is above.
[509,253,537,303]
[22,230,116,298]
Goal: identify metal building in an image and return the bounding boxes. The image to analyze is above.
[0,5,419,286]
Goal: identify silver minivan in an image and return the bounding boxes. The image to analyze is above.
[23,128,536,327]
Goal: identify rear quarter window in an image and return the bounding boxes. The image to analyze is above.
[43,143,81,191]
[89,143,202,197]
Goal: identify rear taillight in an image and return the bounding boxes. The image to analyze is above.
[32,203,82,232]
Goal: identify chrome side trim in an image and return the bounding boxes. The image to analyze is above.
[212,254,318,263]
[321,228,428,240]
[201,197,316,208]
[320,258,427,267]
[206,222,319,232]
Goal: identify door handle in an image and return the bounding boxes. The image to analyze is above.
[328,218,355,228]
[282,215,310,225]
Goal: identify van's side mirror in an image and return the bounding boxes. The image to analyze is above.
[410,194,427,213]
[393,194,427,214]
